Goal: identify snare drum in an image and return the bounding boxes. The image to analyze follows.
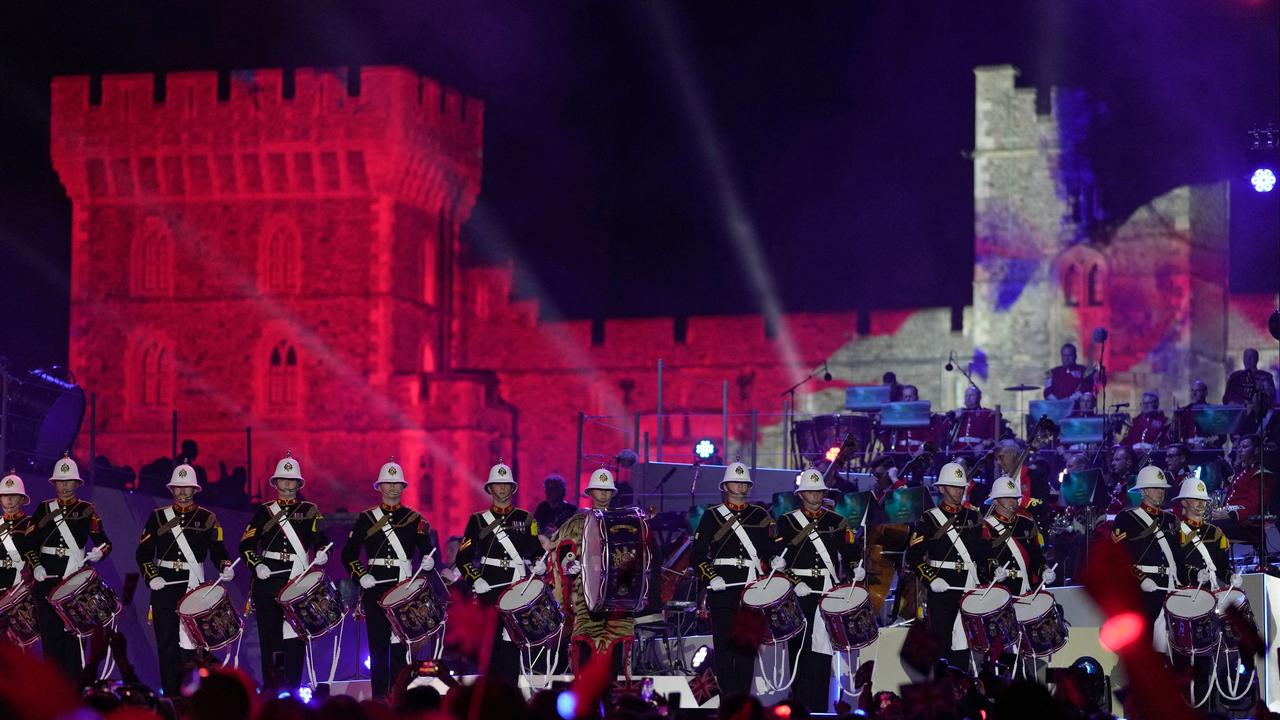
[580,508,652,612]
[819,584,879,651]
[0,581,40,646]
[277,569,347,641]
[1013,592,1068,657]
[48,567,122,637]
[741,576,805,645]
[379,575,448,644]
[960,586,1020,654]
[1213,586,1255,652]
[498,577,564,647]
[1164,587,1219,655]
[178,583,244,651]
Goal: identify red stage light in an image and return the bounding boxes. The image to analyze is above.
[1099,611,1144,651]
[773,704,792,719]
[825,445,842,462]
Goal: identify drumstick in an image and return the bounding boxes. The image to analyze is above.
[519,553,551,598]
[764,550,787,584]
[303,542,334,573]
[979,563,1011,601]
[406,548,438,586]
[202,558,242,599]
[1027,563,1059,597]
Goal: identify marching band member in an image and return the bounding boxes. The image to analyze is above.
[777,468,860,713]
[341,459,435,699]
[690,461,781,699]
[456,461,539,677]
[1111,466,1178,646]
[550,468,634,674]
[136,463,234,697]
[1172,476,1236,590]
[0,470,37,594]
[1121,392,1170,450]
[1213,434,1273,541]
[32,453,112,682]
[904,462,984,667]
[982,476,1050,594]
[239,452,329,693]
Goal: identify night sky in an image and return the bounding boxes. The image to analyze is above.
[1,1,1276,374]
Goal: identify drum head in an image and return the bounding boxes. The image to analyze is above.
[742,576,791,607]
[961,586,1011,614]
[381,577,424,606]
[279,569,322,603]
[179,584,226,614]
[1013,591,1054,621]
[1214,587,1248,610]
[498,579,546,611]
[1165,588,1215,618]
[49,568,92,603]
[820,585,869,614]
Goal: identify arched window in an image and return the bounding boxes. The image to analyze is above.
[139,339,171,407]
[262,222,301,293]
[1087,264,1104,306]
[267,341,300,409]
[134,217,173,296]
[1062,264,1080,307]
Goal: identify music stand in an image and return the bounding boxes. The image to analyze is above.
[833,491,871,528]
[1059,417,1106,445]
[770,492,800,521]
[846,385,892,411]
[883,486,932,525]
[1059,470,1102,508]
[1191,405,1248,437]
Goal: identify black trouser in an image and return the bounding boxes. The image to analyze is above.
[926,587,967,669]
[488,611,522,677]
[152,596,196,697]
[253,582,304,691]
[362,589,409,698]
[710,603,755,699]
[34,579,83,684]
[788,591,831,713]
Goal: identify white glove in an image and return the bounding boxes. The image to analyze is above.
[1196,568,1213,584]
[793,583,812,597]
[993,567,1009,583]
[1140,577,1160,593]
[852,566,866,582]
[255,564,271,580]
[314,550,329,566]
[770,556,786,571]
[930,577,949,593]
[442,567,461,584]
[532,559,547,576]
[473,578,491,594]
[359,574,377,590]
[86,547,105,563]
[566,560,581,577]
[709,576,727,592]
[149,576,165,591]
[1042,568,1056,585]
[419,555,435,573]
[219,566,235,582]
[33,566,48,582]
[1230,573,1243,589]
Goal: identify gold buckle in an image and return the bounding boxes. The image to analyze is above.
[500,558,511,568]
[56,548,67,557]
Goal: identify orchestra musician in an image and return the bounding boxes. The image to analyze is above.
[1163,443,1192,485]
[1099,446,1137,513]
[1176,379,1226,448]
[1223,348,1276,406]
[1071,391,1100,417]
[1044,343,1101,404]
[1121,392,1171,450]
[948,386,999,453]
[1212,435,1274,543]
[881,385,935,454]
[1110,466,1178,646]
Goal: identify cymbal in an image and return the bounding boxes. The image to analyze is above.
[1004,384,1041,392]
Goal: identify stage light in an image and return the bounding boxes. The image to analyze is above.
[556,690,578,719]
[1251,168,1276,193]
[691,644,710,669]
[297,687,313,704]
[363,656,371,670]
[694,439,717,460]
[772,703,793,719]
[277,691,292,699]
[825,445,842,462]
[1099,612,1143,652]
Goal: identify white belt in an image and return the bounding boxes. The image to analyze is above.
[480,557,523,569]
[263,550,300,561]
[1134,565,1169,574]
[368,558,411,567]
[928,560,969,570]
[957,436,985,444]
[713,558,759,568]
[791,568,828,577]
[40,546,74,557]
[156,559,190,571]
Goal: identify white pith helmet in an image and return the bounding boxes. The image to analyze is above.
[0,469,30,506]
[720,461,754,490]
[1133,465,1171,490]
[1173,477,1211,502]
[988,475,1022,501]
[485,461,517,492]
[49,452,83,484]
[270,451,305,486]
[583,468,617,496]
[167,462,202,492]
[793,468,830,494]
[375,458,407,489]
[935,462,969,488]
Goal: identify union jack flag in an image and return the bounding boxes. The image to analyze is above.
[688,665,719,706]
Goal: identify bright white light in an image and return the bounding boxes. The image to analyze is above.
[363,656,371,670]
[297,687,313,704]
[556,690,578,719]
[694,439,717,459]
[1252,168,1276,193]
[691,644,710,669]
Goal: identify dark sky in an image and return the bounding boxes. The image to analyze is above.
[1,1,1277,373]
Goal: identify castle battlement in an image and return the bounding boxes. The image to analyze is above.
[51,66,482,212]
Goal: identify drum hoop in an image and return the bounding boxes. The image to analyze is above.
[743,575,791,606]
[278,569,323,603]
[49,567,94,603]
[379,576,426,609]
[178,583,227,614]
[961,586,1012,613]
[819,584,869,613]
[498,578,546,611]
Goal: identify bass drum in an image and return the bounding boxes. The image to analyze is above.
[2,367,85,474]
[580,508,652,612]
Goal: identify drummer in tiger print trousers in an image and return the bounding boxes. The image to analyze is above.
[136,463,234,697]
[0,471,39,595]
[239,453,330,693]
[904,462,985,669]
[31,453,112,684]
[1111,466,1179,650]
[690,461,782,700]
[549,468,636,675]
[456,461,540,677]
[341,459,436,699]
[777,468,861,712]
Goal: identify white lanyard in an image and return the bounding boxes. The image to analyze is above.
[1180,521,1219,584]
[371,508,411,581]
[268,502,309,578]
[0,519,25,575]
[163,508,205,588]
[788,510,837,590]
[1131,509,1177,590]
[717,505,761,581]
[984,515,1030,593]
[928,507,978,589]
[46,500,86,574]
[480,511,526,580]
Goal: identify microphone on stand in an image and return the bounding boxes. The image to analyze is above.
[1111,403,1130,410]
[1092,327,1109,345]
[822,362,833,382]
[944,351,955,372]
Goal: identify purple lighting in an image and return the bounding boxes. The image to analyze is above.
[1251,168,1276,193]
